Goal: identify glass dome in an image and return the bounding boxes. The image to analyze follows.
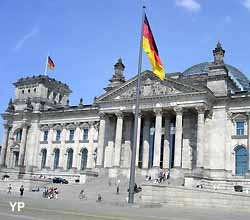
[182,62,250,90]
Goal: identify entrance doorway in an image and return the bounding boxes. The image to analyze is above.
[13,151,19,167]
[235,146,247,176]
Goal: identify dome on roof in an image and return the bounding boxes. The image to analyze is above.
[182,62,250,90]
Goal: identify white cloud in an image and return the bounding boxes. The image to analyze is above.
[242,0,250,9]
[176,0,201,12]
[13,26,38,52]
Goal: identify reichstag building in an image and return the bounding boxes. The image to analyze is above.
[1,42,250,188]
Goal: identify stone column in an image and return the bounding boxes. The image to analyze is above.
[0,123,11,166]
[113,112,123,167]
[135,113,142,167]
[123,117,132,168]
[174,106,183,168]
[59,124,66,169]
[96,113,106,168]
[18,124,28,167]
[142,116,150,169]
[163,115,171,169]
[87,122,95,169]
[153,109,162,168]
[196,106,205,169]
[45,125,53,169]
[72,123,80,170]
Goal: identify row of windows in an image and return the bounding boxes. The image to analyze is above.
[16,121,247,144]
[43,128,89,142]
[40,148,89,170]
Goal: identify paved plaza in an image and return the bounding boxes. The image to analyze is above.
[0,182,250,220]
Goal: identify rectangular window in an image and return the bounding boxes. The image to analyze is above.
[69,129,74,141]
[56,130,61,141]
[43,130,48,141]
[16,130,22,142]
[83,128,89,140]
[236,122,244,136]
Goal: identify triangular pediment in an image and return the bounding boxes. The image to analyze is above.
[95,71,205,103]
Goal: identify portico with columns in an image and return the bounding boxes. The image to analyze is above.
[93,104,207,179]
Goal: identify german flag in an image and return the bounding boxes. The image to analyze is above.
[142,15,165,80]
[48,56,55,71]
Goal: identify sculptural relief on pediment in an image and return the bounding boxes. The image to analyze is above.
[119,78,180,99]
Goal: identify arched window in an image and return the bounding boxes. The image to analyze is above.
[53,149,60,169]
[66,148,73,170]
[41,149,47,169]
[80,148,88,170]
[235,146,247,176]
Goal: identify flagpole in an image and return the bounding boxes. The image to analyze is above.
[128,5,146,204]
[44,53,49,76]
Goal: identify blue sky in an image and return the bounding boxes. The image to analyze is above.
[1,0,250,142]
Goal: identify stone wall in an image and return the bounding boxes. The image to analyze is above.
[0,179,51,192]
[141,183,250,210]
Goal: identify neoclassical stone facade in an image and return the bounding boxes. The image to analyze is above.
[1,43,250,186]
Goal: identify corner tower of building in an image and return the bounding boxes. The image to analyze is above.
[207,42,235,96]
[13,75,72,111]
[104,58,126,92]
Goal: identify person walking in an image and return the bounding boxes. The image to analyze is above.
[7,184,12,195]
[79,189,87,200]
[54,188,58,199]
[116,179,120,195]
[20,185,24,197]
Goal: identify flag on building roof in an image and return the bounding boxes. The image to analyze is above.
[142,15,165,80]
[48,56,55,71]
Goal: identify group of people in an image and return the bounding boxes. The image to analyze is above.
[43,187,59,199]
[79,189,103,202]
[7,184,24,196]
[146,169,169,184]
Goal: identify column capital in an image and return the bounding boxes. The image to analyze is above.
[154,108,162,116]
[227,112,233,120]
[21,121,30,129]
[246,112,250,118]
[137,112,142,118]
[173,106,183,115]
[98,112,106,120]
[48,124,54,129]
[195,105,207,114]
[88,121,95,127]
[115,111,123,119]
[60,123,67,129]
[94,121,99,130]
[74,121,81,127]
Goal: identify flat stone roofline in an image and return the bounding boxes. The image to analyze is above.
[42,104,97,112]
[14,75,71,92]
